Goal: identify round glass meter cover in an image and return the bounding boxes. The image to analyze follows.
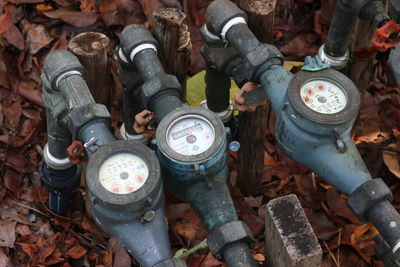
[300,79,348,114]
[98,153,149,195]
[166,115,215,156]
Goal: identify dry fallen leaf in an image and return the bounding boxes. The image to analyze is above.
[66,244,87,259]
[0,248,11,267]
[4,167,23,198]
[0,12,13,34]
[44,8,98,27]
[3,24,25,50]
[173,221,200,242]
[25,24,54,55]
[326,188,362,225]
[0,220,17,248]
[382,144,400,178]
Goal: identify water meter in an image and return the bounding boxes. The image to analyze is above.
[287,68,360,125]
[156,106,256,266]
[43,49,183,267]
[85,140,177,266]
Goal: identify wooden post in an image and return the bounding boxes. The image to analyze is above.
[265,194,322,267]
[236,0,276,195]
[68,32,111,106]
[348,19,378,93]
[151,8,192,101]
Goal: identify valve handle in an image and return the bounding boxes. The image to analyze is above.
[371,19,400,52]
[133,109,156,139]
[66,140,87,164]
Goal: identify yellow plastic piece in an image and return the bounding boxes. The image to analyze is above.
[186,61,303,106]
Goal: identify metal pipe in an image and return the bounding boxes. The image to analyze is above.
[46,110,71,159]
[324,1,357,58]
[133,51,166,81]
[118,55,144,136]
[205,65,231,113]
[366,200,400,251]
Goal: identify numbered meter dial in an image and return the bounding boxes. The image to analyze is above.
[288,68,360,125]
[166,115,215,156]
[98,153,148,195]
[157,106,225,163]
[86,140,160,205]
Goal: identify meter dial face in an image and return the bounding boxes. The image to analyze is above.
[98,153,149,195]
[300,80,347,114]
[166,115,215,156]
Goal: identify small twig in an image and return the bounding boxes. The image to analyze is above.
[324,240,340,267]
[10,199,51,219]
[380,146,400,153]
[69,229,107,251]
[174,239,208,259]
[336,228,342,266]
[38,196,69,220]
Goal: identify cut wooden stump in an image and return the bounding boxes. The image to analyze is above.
[68,32,111,107]
[349,18,378,94]
[151,8,192,101]
[265,194,322,267]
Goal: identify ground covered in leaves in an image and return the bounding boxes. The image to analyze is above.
[0,0,399,266]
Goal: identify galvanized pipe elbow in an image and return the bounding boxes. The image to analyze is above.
[204,0,283,82]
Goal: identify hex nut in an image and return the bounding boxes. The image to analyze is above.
[207,220,255,260]
[66,103,111,137]
[243,43,283,82]
[348,178,393,221]
[140,74,181,106]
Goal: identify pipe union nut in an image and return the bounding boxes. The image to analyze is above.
[207,220,255,260]
[348,178,393,221]
[205,0,247,35]
[244,43,284,82]
[66,103,111,137]
[140,74,181,107]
